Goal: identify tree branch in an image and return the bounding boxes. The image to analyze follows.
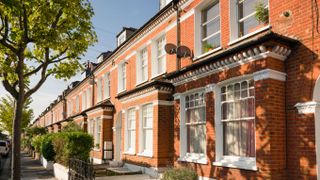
[0,16,18,54]
[22,4,32,43]
[2,73,18,99]
[52,9,63,29]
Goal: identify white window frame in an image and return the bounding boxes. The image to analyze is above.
[229,0,269,42]
[86,88,92,108]
[82,92,87,111]
[97,78,103,102]
[104,73,111,99]
[136,47,148,85]
[213,77,257,171]
[151,34,166,78]
[118,61,126,93]
[125,108,136,154]
[117,32,126,46]
[178,87,208,164]
[75,96,80,112]
[138,103,153,157]
[95,118,102,149]
[194,0,221,58]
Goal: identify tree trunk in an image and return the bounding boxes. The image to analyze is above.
[11,95,24,180]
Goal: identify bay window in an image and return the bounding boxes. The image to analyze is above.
[214,79,256,170]
[82,92,86,110]
[95,118,102,149]
[140,104,153,156]
[97,78,103,102]
[126,108,136,153]
[75,96,80,112]
[86,88,92,108]
[179,90,207,164]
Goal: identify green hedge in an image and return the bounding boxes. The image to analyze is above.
[41,134,56,161]
[52,132,93,166]
[31,135,44,153]
[162,167,198,180]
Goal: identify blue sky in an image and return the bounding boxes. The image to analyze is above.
[0,0,159,119]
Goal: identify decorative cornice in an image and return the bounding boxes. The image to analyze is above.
[171,44,291,86]
[295,101,320,114]
[205,84,216,93]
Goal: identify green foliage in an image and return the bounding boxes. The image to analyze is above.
[0,95,34,135]
[61,121,83,132]
[23,126,47,150]
[41,133,56,161]
[162,167,198,180]
[31,135,44,153]
[52,132,93,166]
[255,1,269,23]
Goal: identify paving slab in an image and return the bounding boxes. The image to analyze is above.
[96,174,157,180]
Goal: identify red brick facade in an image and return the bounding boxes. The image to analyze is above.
[31,0,320,179]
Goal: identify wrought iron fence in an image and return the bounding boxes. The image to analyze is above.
[68,158,95,180]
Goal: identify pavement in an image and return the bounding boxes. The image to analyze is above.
[0,152,11,180]
[20,152,56,180]
[96,174,156,180]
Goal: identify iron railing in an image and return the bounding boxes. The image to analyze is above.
[68,158,95,180]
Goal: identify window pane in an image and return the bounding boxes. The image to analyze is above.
[144,129,153,152]
[187,124,206,154]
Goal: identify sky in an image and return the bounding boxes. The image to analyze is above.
[0,0,160,120]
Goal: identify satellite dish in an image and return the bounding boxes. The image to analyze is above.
[177,45,191,58]
[165,43,177,55]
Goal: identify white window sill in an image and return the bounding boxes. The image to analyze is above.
[212,157,257,171]
[193,47,222,61]
[136,80,148,87]
[117,89,126,94]
[137,152,153,158]
[151,72,166,80]
[178,153,208,165]
[228,25,271,46]
[93,148,101,152]
[123,151,135,155]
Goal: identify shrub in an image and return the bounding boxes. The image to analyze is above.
[162,167,198,180]
[52,132,93,166]
[31,135,44,153]
[41,134,56,161]
[61,121,83,132]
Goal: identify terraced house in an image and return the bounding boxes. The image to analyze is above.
[32,0,320,179]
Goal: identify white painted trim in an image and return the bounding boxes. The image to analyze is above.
[123,163,168,178]
[92,157,103,164]
[295,101,320,114]
[120,90,159,104]
[205,83,216,93]
[102,115,113,120]
[173,93,182,100]
[153,100,174,106]
[228,25,271,46]
[178,154,208,165]
[212,157,257,171]
[137,152,153,158]
[198,176,215,180]
[313,75,320,179]
[253,69,286,82]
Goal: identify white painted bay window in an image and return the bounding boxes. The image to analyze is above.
[152,36,166,77]
[126,108,136,153]
[139,104,153,156]
[95,118,102,149]
[214,79,256,170]
[118,62,126,93]
[137,48,148,84]
[104,73,110,99]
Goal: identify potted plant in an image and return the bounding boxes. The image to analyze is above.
[249,1,269,33]
[95,143,100,149]
[203,43,215,53]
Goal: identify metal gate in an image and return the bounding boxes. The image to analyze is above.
[68,158,95,180]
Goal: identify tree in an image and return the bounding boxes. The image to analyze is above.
[0,95,33,135]
[0,1,97,179]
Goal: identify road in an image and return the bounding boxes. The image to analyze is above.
[0,152,11,180]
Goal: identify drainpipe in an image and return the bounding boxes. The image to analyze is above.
[173,0,181,70]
